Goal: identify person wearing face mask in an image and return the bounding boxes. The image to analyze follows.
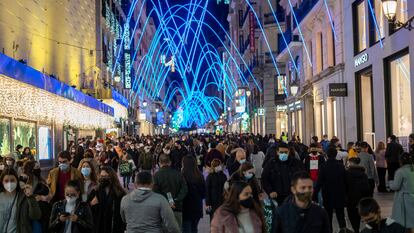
[229,162,263,204]
[49,180,93,233]
[303,144,326,205]
[227,148,247,177]
[206,159,228,220]
[3,153,16,170]
[211,181,265,233]
[47,151,83,203]
[262,142,304,205]
[313,146,349,233]
[77,151,99,174]
[272,171,330,233]
[88,166,126,233]
[14,145,23,160]
[170,141,188,171]
[71,146,84,169]
[203,141,224,169]
[139,146,154,173]
[359,198,405,233]
[77,161,97,202]
[21,160,52,233]
[0,168,41,233]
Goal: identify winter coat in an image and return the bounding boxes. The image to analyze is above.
[211,206,263,233]
[120,189,180,233]
[360,218,405,233]
[303,154,326,182]
[385,142,404,164]
[261,157,304,197]
[272,196,330,233]
[153,166,188,212]
[49,200,93,233]
[226,154,240,177]
[389,164,414,228]
[251,151,266,178]
[205,172,227,215]
[314,158,347,208]
[359,152,379,183]
[183,176,206,221]
[170,147,188,171]
[47,167,83,202]
[88,187,126,233]
[230,172,262,203]
[345,165,372,206]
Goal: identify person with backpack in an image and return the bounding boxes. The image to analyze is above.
[119,154,134,190]
[345,157,372,233]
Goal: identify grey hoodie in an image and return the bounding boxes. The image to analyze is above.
[120,189,180,233]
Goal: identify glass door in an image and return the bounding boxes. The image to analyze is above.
[356,69,375,145]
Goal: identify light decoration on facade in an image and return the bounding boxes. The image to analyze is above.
[0,75,114,129]
[105,2,111,28]
[124,22,131,89]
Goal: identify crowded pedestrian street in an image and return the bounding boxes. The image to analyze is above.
[1,0,414,233]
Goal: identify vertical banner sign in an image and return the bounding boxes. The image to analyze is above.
[124,22,131,89]
[249,11,255,53]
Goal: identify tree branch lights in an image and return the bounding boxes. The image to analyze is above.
[115,0,304,128]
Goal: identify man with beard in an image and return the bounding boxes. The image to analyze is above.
[272,171,330,233]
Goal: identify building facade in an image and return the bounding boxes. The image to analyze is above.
[343,0,413,149]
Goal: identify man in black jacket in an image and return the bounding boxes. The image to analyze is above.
[385,135,403,181]
[261,142,303,205]
[153,153,188,229]
[314,146,347,233]
[272,171,330,233]
[170,141,188,171]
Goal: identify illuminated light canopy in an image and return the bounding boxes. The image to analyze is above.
[0,75,114,129]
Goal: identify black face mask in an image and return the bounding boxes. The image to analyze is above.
[99,178,111,187]
[295,191,313,203]
[240,196,254,209]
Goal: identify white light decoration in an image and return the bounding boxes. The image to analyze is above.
[0,75,114,129]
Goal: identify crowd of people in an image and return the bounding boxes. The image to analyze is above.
[0,132,413,233]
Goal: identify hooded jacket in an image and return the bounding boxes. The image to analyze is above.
[120,189,180,233]
[345,165,371,206]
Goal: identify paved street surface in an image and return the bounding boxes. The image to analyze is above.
[197,192,394,233]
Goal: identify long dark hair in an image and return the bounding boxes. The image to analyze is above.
[0,168,21,193]
[78,160,98,183]
[22,160,45,184]
[182,155,203,184]
[98,166,125,197]
[222,181,265,232]
[400,152,414,171]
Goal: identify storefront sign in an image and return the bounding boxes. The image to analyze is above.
[258,108,265,116]
[329,83,348,97]
[354,53,369,67]
[249,11,255,53]
[276,105,287,112]
[295,101,302,110]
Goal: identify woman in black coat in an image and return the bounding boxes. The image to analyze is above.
[182,156,206,233]
[88,167,126,233]
[206,159,228,219]
[49,180,93,233]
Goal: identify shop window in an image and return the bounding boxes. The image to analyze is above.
[369,0,385,45]
[327,25,336,67]
[0,118,11,155]
[38,126,52,160]
[13,120,36,151]
[316,32,323,74]
[356,69,375,143]
[353,0,367,54]
[393,0,408,32]
[386,52,411,137]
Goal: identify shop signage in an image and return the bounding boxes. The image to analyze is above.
[276,105,287,112]
[258,108,265,116]
[354,53,369,67]
[249,11,255,53]
[329,83,348,97]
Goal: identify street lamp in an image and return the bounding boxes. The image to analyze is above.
[382,0,414,30]
[290,83,299,96]
[227,106,231,111]
[142,101,148,107]
[155,108,159,113]
[246,90,251,97]
[114,75,121,83]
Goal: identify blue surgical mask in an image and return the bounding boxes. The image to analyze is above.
[239,159,246,164]
[244,173,254,180]
[59,163,69,171]
[81,167,91,177]
[279,153,288,162]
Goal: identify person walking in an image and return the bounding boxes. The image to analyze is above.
[385,135,403,181]
[359,142,379,196]
[181,156,206,233]
[205,159,227,220]
[229,162,263,203]
[88,166,126,233]
[345,157,372,233]
[313,146,348,232]
[375,141,388,192]
[170,141,188,171]
[250,145,265,180]
[153,153,188,230]
[359,198,405,233]
[78,160,97,202]
[0,168,42,233]
[389,152,414,233]
[138,146,154,173]
[119,154,134,190]
[227,148,247,176]
[49,180,93,233]
[47,151,83,203]
[211,181,265,233]
[271,171,330,233]
[261,142,303,205]
[120,172,180,233]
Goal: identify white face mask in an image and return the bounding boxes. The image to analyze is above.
[6,161,13,166]
[215,165,223,172]
[0,165,4,170]
[3,182,17,193]
[66,196,77,205]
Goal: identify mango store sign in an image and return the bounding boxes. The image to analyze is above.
[354,53,368,68]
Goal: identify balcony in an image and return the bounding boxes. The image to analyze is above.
[276,29,301,62]
[263,11,285,25]
[292,0,319,30]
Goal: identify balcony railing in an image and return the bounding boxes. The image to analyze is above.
[277,29,300,54]
[292,0,319,30]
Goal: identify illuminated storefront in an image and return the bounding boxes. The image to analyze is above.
[0,53,114,160]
